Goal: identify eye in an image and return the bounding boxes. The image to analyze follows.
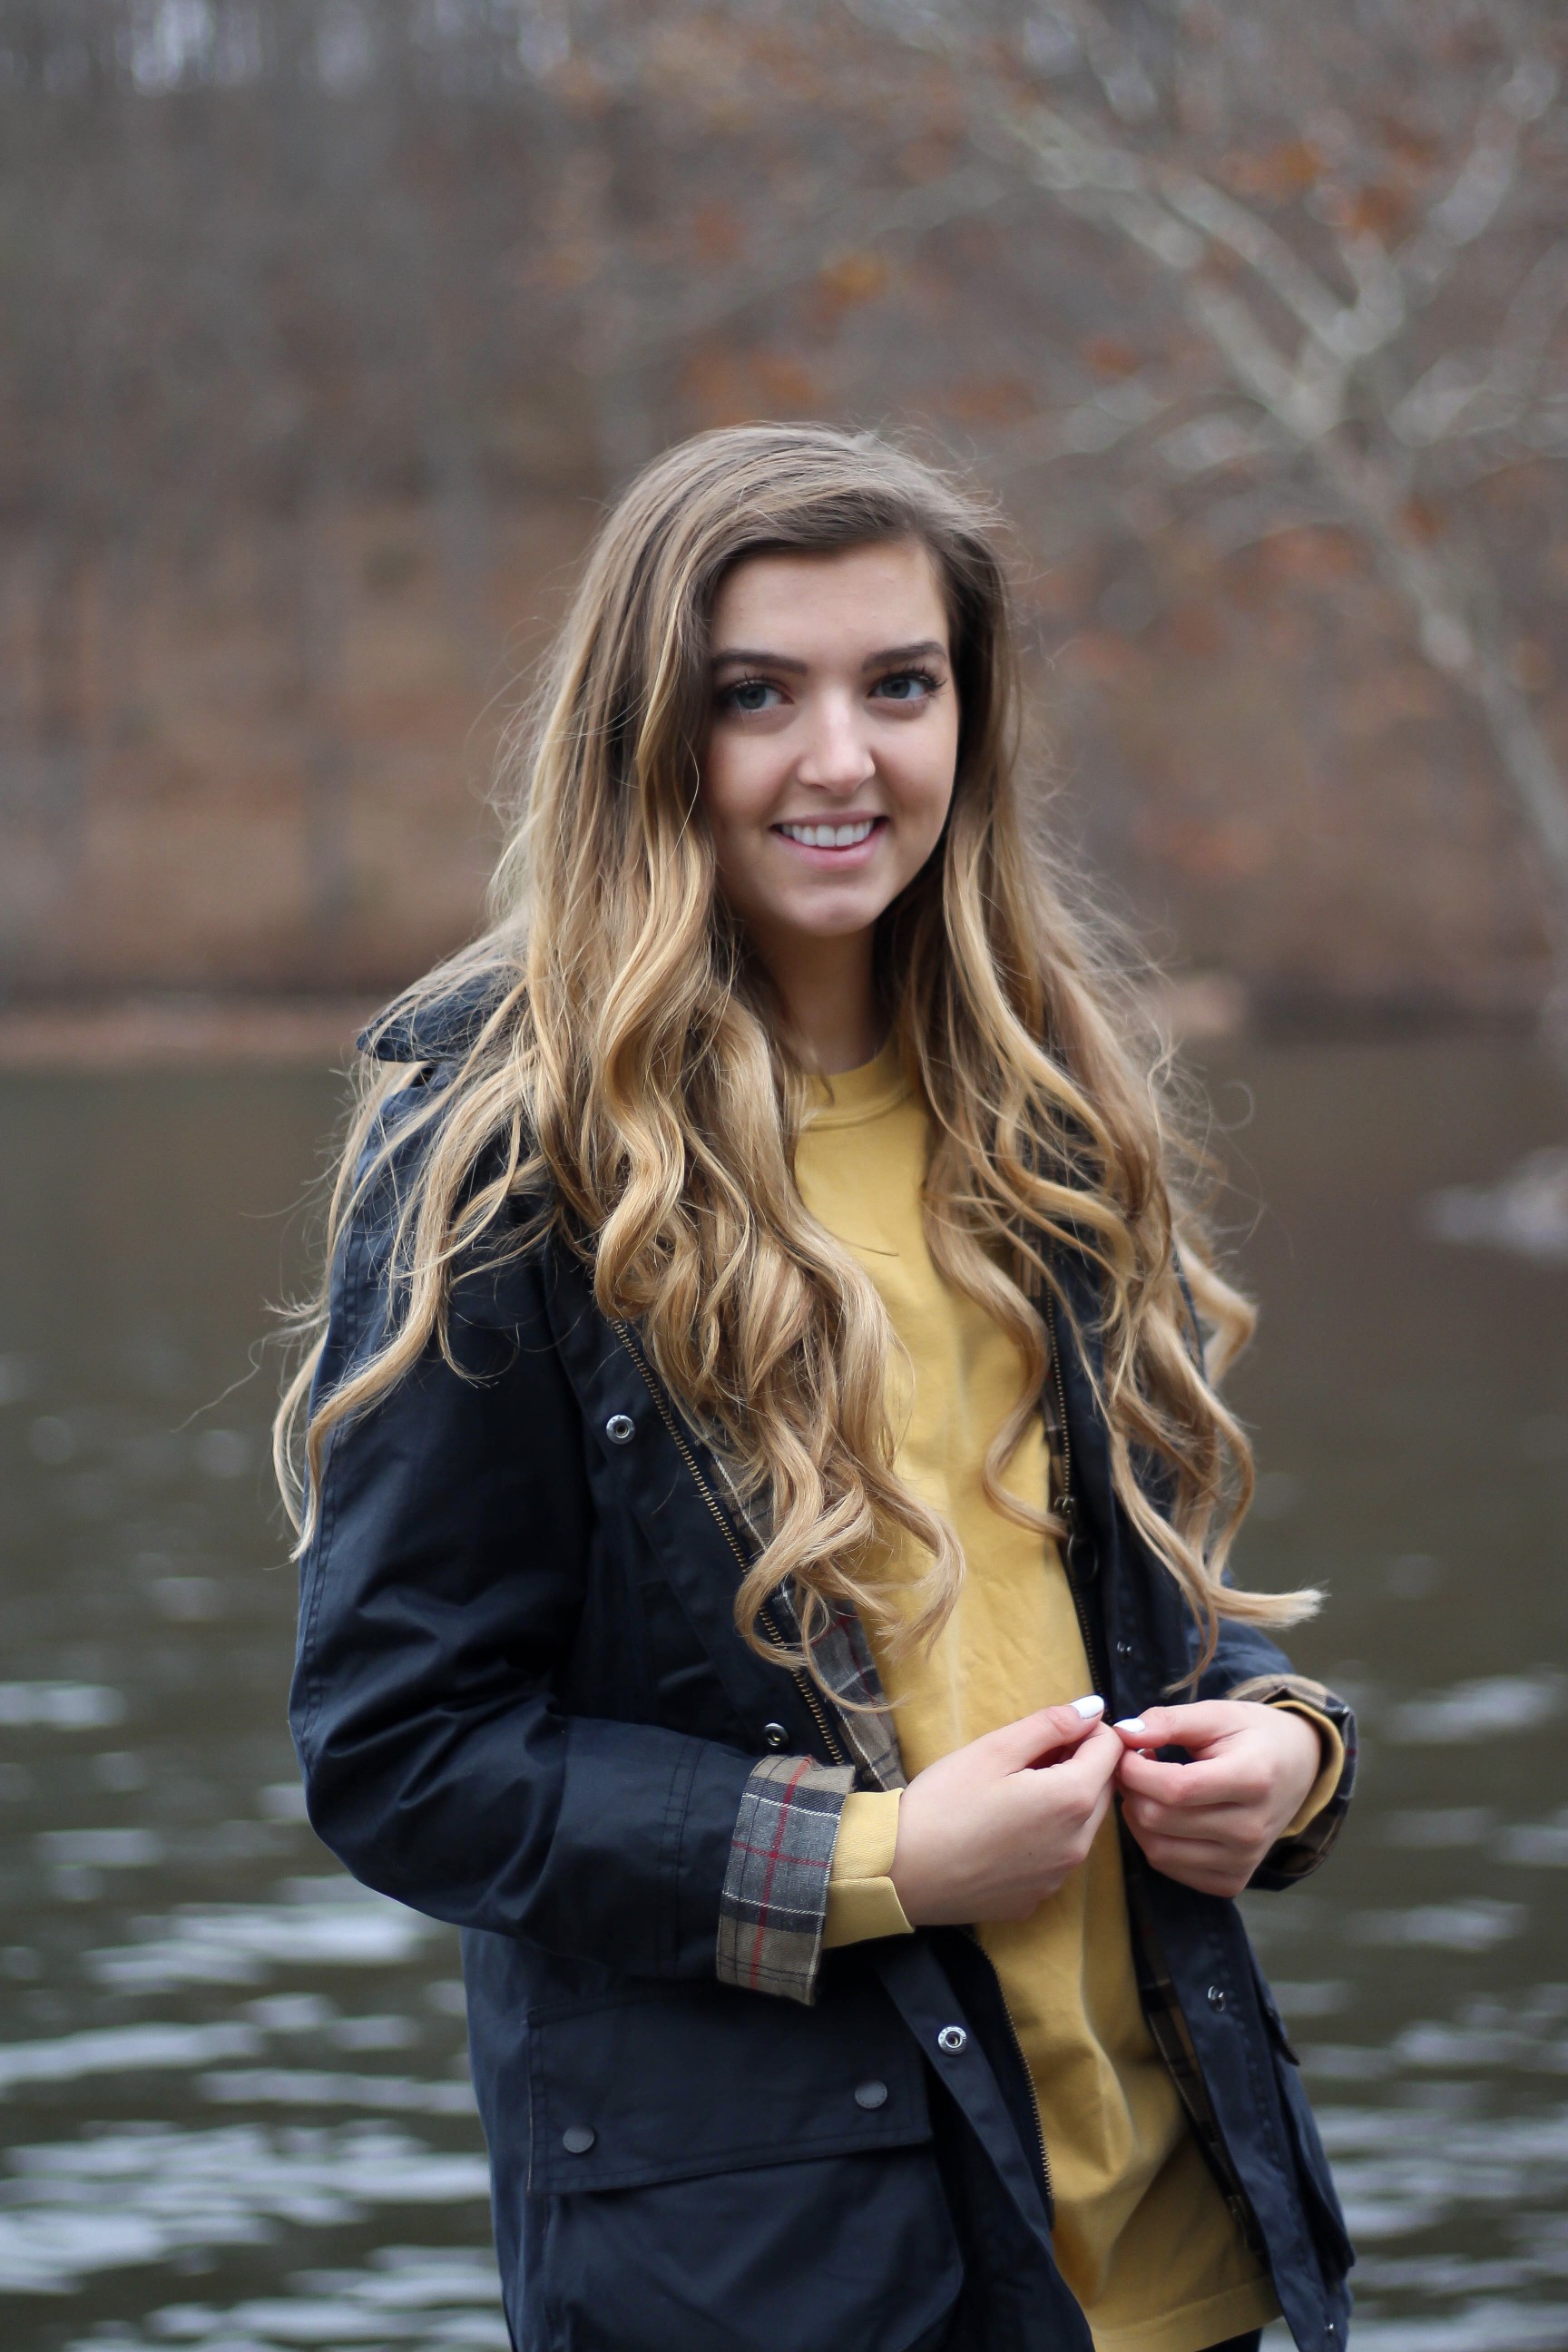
[871,668,942,704]
[718,676,783,714]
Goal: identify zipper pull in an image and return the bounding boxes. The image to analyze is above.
[1056,1476,1099,1585]
[1051,1450,1075,1546]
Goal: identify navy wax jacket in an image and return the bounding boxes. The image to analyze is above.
[289,990,1357,2352]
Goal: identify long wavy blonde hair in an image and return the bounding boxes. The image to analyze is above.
[276,422,1316,1680]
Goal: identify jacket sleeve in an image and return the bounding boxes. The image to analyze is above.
[289,1136,763,1982]
[1196,1618,1357,1891]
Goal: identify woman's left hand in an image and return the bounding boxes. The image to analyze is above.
[1112,1702,1322,1897]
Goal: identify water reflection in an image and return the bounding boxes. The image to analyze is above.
[0,1042,1564,2347]
[1,2122,492,2292]
[71,2249,512,2349]
[92,1878,442,1993]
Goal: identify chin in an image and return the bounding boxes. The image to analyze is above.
[789,898,889,936]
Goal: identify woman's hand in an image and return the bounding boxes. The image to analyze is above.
[890,1700,1123,1926]
[1112,1701,1322,1897]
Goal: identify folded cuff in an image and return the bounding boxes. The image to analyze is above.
[715,1754,856,2004]
[1272,1702,1346,1839]
[1227,1673,1357,1888]
[824,1788,914,1949]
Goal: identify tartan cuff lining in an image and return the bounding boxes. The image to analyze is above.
[715,1753,855,2005]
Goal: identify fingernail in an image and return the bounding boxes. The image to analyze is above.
[1113,1716,1148,1735]
[1070,1694,1105,1719]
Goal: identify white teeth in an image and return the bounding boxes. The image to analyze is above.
[779,818,877,848]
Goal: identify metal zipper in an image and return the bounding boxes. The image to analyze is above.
[609,1318,848,1769]
[1044,1291,1104,1699]
[968,1929,1054,2214]
[1042,1296,1265,2255]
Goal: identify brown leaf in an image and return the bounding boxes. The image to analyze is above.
[942,375,1034,424]
[1082,335,1143,378]
[1220,140,1321,205]
[817,250,890,308]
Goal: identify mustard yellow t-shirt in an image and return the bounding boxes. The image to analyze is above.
[794,1040,1283,2352]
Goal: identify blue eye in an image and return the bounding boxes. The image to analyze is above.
[718,676,783,714]
[874,669,941,702]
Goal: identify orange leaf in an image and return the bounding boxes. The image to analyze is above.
[818,250,890,307]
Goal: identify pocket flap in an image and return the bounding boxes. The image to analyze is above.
[528,1975,932,2194]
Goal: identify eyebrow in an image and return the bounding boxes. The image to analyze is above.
[710,638,949,673]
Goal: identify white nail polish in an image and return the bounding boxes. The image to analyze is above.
[1071,1695,1105,1719]
[1114,1716,1149,1735]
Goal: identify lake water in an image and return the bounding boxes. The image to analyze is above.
[0,1038,1563,2351]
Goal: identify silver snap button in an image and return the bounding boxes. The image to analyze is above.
[562,2124,596,2154]
[605,1414,635,1446]
[762,1721,789,1750]
[854,2078,888,2110]
[936,2024,967,2055]
[1207,1984,1227,2012]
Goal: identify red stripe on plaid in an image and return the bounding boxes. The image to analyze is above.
[747,1757,814,1991]
[730,1838,831,1868]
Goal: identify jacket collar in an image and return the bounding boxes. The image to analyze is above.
[358,968,513,1065]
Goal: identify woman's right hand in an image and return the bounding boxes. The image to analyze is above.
[889,1700,1122,1926]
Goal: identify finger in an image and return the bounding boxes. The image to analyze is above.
[1006,1723,1121,1824]
[1049,1720,1123,1795]
[1115,1748,1238,1808]
[985,1697,1105,1774]
[1112,1703,1243,1754]
[1128,1832,1250,1896]
[1122,1793,1246,1843]
[1121,1813,1233,1868]
[1081,1771,1118,1843]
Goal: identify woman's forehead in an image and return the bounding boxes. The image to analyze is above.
[708,538,949,656]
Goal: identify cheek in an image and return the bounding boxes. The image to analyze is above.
[696,740,758,862]
[894,726,960,848]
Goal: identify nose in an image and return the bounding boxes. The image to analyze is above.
[795,688,876,797]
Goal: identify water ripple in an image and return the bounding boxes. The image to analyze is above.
[199,2068,476,2116]
[92,1880,440,1993]
[0,2023,263,2094]
[0,2124,492,2295]
[1384,1672,1567,1745]
[65,2249,509,2349]
[0,1682,127,1730]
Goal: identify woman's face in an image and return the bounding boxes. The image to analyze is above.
[699,538,960,963]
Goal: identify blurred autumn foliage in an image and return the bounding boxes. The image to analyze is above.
[5,0,1568,1025]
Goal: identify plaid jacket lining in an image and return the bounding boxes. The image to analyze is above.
[715,1752,858,2004]
[711,1587,906,2007]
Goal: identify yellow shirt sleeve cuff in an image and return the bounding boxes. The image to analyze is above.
[1271,1701,1346,1840]
[823,1789,914,1949]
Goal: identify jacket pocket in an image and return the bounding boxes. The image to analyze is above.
[1251,1961,1355,2285]
[526,1975,963,2352]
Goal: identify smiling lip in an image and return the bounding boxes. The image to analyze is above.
[772,815,886,859]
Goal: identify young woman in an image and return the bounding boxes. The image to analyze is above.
[278,425,1356,2352]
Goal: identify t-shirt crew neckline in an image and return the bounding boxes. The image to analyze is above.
[804,1035,911,1128]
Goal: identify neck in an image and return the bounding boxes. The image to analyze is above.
[752,923,883,1074]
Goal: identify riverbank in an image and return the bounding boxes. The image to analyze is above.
[0,975,1547,1073]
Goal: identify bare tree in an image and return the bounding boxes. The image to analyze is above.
[1,0,1563,1044]
[541,0,1568,1029]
